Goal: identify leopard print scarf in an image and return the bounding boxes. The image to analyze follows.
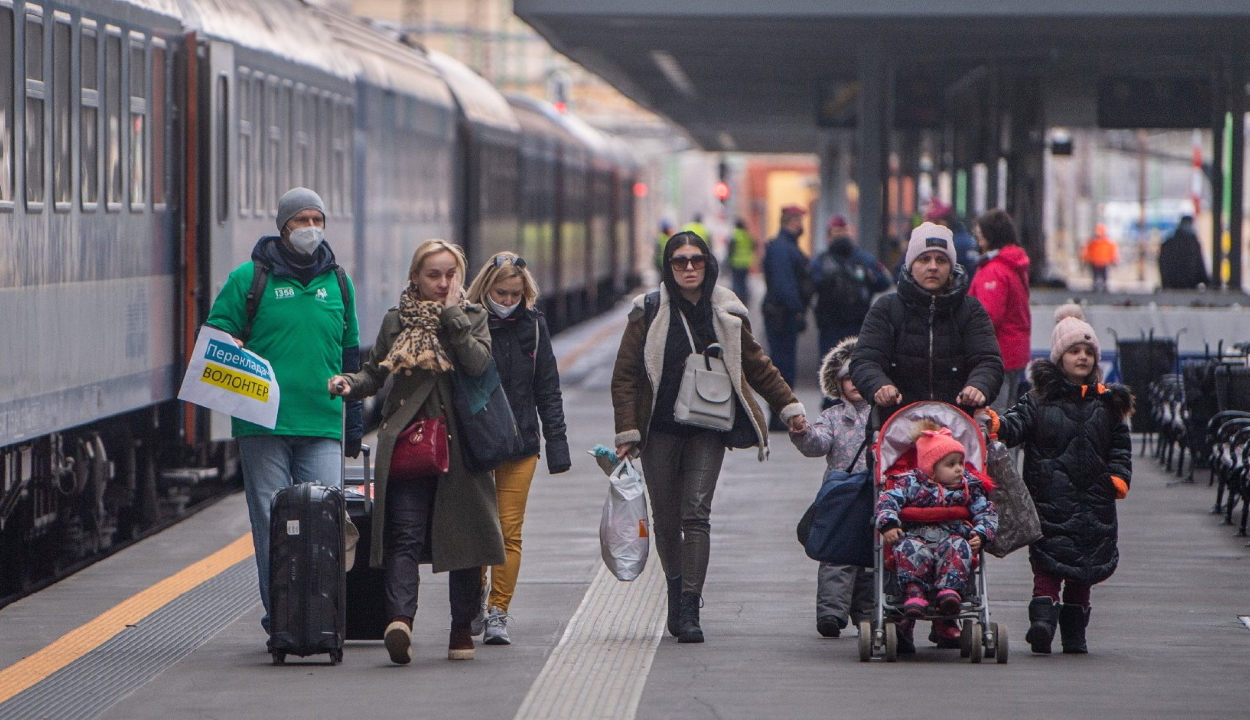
[380,285,457,373]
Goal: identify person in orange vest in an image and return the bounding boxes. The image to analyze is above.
[1081,224,1119,292]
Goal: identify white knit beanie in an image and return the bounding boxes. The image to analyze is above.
[905,222,957,270]
[1050,303,1100,362]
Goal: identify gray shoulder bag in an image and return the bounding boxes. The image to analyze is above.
[673,311,736,431]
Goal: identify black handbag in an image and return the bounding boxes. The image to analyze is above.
[450,359,525,472]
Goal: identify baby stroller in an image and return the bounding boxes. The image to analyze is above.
[857,401,1009,663]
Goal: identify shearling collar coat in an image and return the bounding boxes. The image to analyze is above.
[611,284,804,460]
[342,304,505,572]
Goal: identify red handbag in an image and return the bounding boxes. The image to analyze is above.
[389,416,449,480]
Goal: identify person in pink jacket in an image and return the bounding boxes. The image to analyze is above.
[969,210,1031,412]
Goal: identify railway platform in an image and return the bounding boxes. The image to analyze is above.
[1,293,1248,720]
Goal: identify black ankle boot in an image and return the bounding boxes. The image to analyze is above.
[677,592,704,643]
[1025,597,1060,654]
[1058,604,1090,654]
[666,576,683,637]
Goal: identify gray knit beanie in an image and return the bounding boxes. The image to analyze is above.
[276,187,326,232]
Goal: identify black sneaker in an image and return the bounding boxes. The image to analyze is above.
[817,616,845,638]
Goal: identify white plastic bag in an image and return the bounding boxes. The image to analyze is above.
[599,459,650,581]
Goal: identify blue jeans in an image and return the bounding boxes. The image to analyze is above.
[238,435,343,621]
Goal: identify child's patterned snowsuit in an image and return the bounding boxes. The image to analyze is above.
[875,469,998,594]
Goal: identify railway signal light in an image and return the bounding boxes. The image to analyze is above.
[713,181,730,202]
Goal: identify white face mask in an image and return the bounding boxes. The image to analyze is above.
[288,226,324,255]
[486,296,520,319]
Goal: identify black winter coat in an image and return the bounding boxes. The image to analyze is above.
[849,266,1003,417]
[488,307,571,474]
[995,360,1134,584]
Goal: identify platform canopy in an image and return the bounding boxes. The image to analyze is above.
[516,0,1250,153]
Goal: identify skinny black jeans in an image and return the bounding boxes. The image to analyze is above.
[641,430,726,595]
[383,475,480,627]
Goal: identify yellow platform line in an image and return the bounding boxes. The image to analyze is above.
[0,533,254,703]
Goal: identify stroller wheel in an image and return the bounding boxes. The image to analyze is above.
[959,620,973,658]
[969,623,983,663]
[993,623,1009,664]
[857,621,873,662]
[884,623,899,662]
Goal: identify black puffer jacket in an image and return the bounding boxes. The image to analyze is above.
[995,360,1134,584]
[849,265,1003,416]
[488,306,571,474]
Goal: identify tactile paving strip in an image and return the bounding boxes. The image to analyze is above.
[0,560,256,720]
[513,561,666,720]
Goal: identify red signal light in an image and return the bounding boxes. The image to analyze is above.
[633,182,649,197]
[554,101,568,114]
[713,181,730,201]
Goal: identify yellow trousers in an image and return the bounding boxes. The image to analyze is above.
[481,455,538,613]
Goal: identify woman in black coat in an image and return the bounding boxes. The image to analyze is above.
[464,252,570,646]
[849,222,1004,417]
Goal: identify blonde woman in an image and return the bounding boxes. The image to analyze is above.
[329,239,504,664]
[464,252,570,645]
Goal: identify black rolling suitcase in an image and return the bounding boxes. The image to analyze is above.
[344,445,390,640]
[267,481,346,665]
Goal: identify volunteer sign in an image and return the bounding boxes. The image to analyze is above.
[178,326,280,429]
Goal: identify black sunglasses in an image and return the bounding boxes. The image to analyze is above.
[669,254,707,270]
[493,255,526,269]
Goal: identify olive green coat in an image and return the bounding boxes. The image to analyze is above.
[343,304,505,572]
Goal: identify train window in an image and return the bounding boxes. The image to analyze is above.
[52,14,69,209]
[128,35,145,210]
[24,9,46,209]
[104,27,121,211]
[338,102,350,217]
[292,85,307,188]
[150,42,165,207]
[318,94,330,208]
[215,73,227,223]
[236,70,249,214]
[252,73,263,215]
[79,22,97,209]
[0,5,13,205]
[277,83,290,205]
[265,78,276,213]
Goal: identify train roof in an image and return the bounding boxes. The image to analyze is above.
[176,0,355,78]
[119,0,185,19]
[426,51,522,135]
[305,5,453,110]
[506,93,578,146]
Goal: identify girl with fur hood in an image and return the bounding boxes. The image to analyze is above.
[611,232,806,644]
[981,304,1133,655]
[790,336,875,638]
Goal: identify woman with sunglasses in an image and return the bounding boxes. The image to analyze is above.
[611,231,807,644]
[464,252,570,646]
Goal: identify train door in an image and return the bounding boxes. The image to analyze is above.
[200,40,235,442]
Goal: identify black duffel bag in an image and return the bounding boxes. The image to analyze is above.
[450,359,525,472]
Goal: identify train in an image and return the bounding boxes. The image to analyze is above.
[0,0,639,605]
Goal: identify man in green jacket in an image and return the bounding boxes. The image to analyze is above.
[729,218,756,303]
[204,187,361,633]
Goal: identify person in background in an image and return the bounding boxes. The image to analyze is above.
[655,219,674,273]
[810,214,891,397]
[329,239,505,665]
[204,187,362,640]
[762,205,813,431]
[682,213,709,243]
[926,200,978,271]
[969,209,1031,412]
[1158,215,1209,290]
[1081,224,1118,293]
[464,252,571,646]
[611,231,806,644]
[728,218,757,304]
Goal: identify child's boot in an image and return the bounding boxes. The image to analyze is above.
[1025,597,1060,654]
[902,585,928,618]
[1058,604,1090,654]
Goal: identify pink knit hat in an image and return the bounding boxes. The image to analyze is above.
[905,222,956,270]
[916,427,966,478]
[1050,303,1101,363]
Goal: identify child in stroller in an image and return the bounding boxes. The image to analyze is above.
[867,408,1000,661]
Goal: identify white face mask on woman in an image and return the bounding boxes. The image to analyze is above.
[486,296,520,318]
[288,227,324,255]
